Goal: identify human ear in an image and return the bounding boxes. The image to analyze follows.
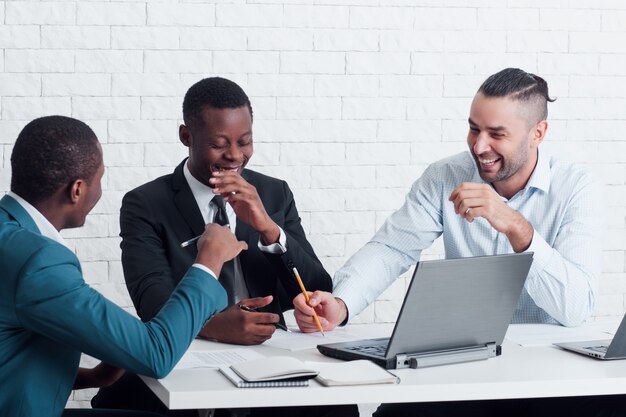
[69,179,84,204]
[531,120,548,147]
[179,124,192,147]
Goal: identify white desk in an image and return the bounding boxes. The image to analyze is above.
[141,323,626,410]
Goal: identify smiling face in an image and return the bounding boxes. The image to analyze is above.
[180,105,253,187]
[467,93,546,198]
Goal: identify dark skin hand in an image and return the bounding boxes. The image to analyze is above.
[195,223,249,277]
[73,226,248,389]
[202,172,281,344]
[73,362,125,390]
[209,171,281,245]
[198,295,280,345]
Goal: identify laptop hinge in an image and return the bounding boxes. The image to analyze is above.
[395,342,498,369]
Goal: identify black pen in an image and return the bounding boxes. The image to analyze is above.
[238,304,291,332]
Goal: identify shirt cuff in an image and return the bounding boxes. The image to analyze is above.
[258,226,287,254]
[525,229,553,274]
[335,297,350,327]
[191,264,219,280]
[333,285,359,326]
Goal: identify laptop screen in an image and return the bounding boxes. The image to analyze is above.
[386,253,533,357]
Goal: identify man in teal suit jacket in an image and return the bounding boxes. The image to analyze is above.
[0,116,247,417]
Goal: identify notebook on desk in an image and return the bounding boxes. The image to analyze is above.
[219,356,318,388]
[554,314,626,360]
[318,253,533,369]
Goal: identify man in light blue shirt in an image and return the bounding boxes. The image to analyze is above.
[295,67,601,331]
[294,68,618,416]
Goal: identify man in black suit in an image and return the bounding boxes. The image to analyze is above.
[124,77,332,342]
[93,77,354,417]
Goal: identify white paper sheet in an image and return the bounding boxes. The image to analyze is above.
[505,321,620,347]
[305,360,399,386]
[174,348,264,370]
[264,325,393,351]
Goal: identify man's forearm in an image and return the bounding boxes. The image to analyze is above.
[258,220,281,245]
[504,213,534,253]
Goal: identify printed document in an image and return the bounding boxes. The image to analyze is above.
[174,348,264,370]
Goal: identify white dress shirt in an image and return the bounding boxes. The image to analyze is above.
[8,191,68,248]
[333,150,602,327]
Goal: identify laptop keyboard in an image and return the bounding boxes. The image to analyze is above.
[585,345,609,353]
[345,344,387,357]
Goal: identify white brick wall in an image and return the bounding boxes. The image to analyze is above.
[1,1,626,409]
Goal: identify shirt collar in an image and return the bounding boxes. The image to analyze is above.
[8,191,69,248]
[183,160,216,211]
[525,149,550,193]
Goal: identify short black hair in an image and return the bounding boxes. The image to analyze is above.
[11,116,102,205]
[182,77,253,128]
[478,68,555,123]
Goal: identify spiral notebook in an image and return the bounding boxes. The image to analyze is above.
[219,356,318,388]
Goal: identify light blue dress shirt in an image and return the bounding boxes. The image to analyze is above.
[334,151,602,327]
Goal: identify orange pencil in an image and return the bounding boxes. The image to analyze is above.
[291,266,325,336]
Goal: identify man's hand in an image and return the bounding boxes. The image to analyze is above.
[198,296,279,345]
[195,223,248,276]
[73,363,125,390]
[449,182,534,252]
[209,171,280,245]
[293,291,347,333]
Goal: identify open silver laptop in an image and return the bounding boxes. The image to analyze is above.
[318,253,533,369]
[554,315,626,360]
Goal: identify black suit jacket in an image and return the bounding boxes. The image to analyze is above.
[120,159,332,321]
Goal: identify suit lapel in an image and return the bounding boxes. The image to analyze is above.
[172,160,206,239]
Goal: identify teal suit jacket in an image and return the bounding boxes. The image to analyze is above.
[0,195,227,417]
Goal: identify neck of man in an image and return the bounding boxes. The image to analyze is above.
[32,193,69,232]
